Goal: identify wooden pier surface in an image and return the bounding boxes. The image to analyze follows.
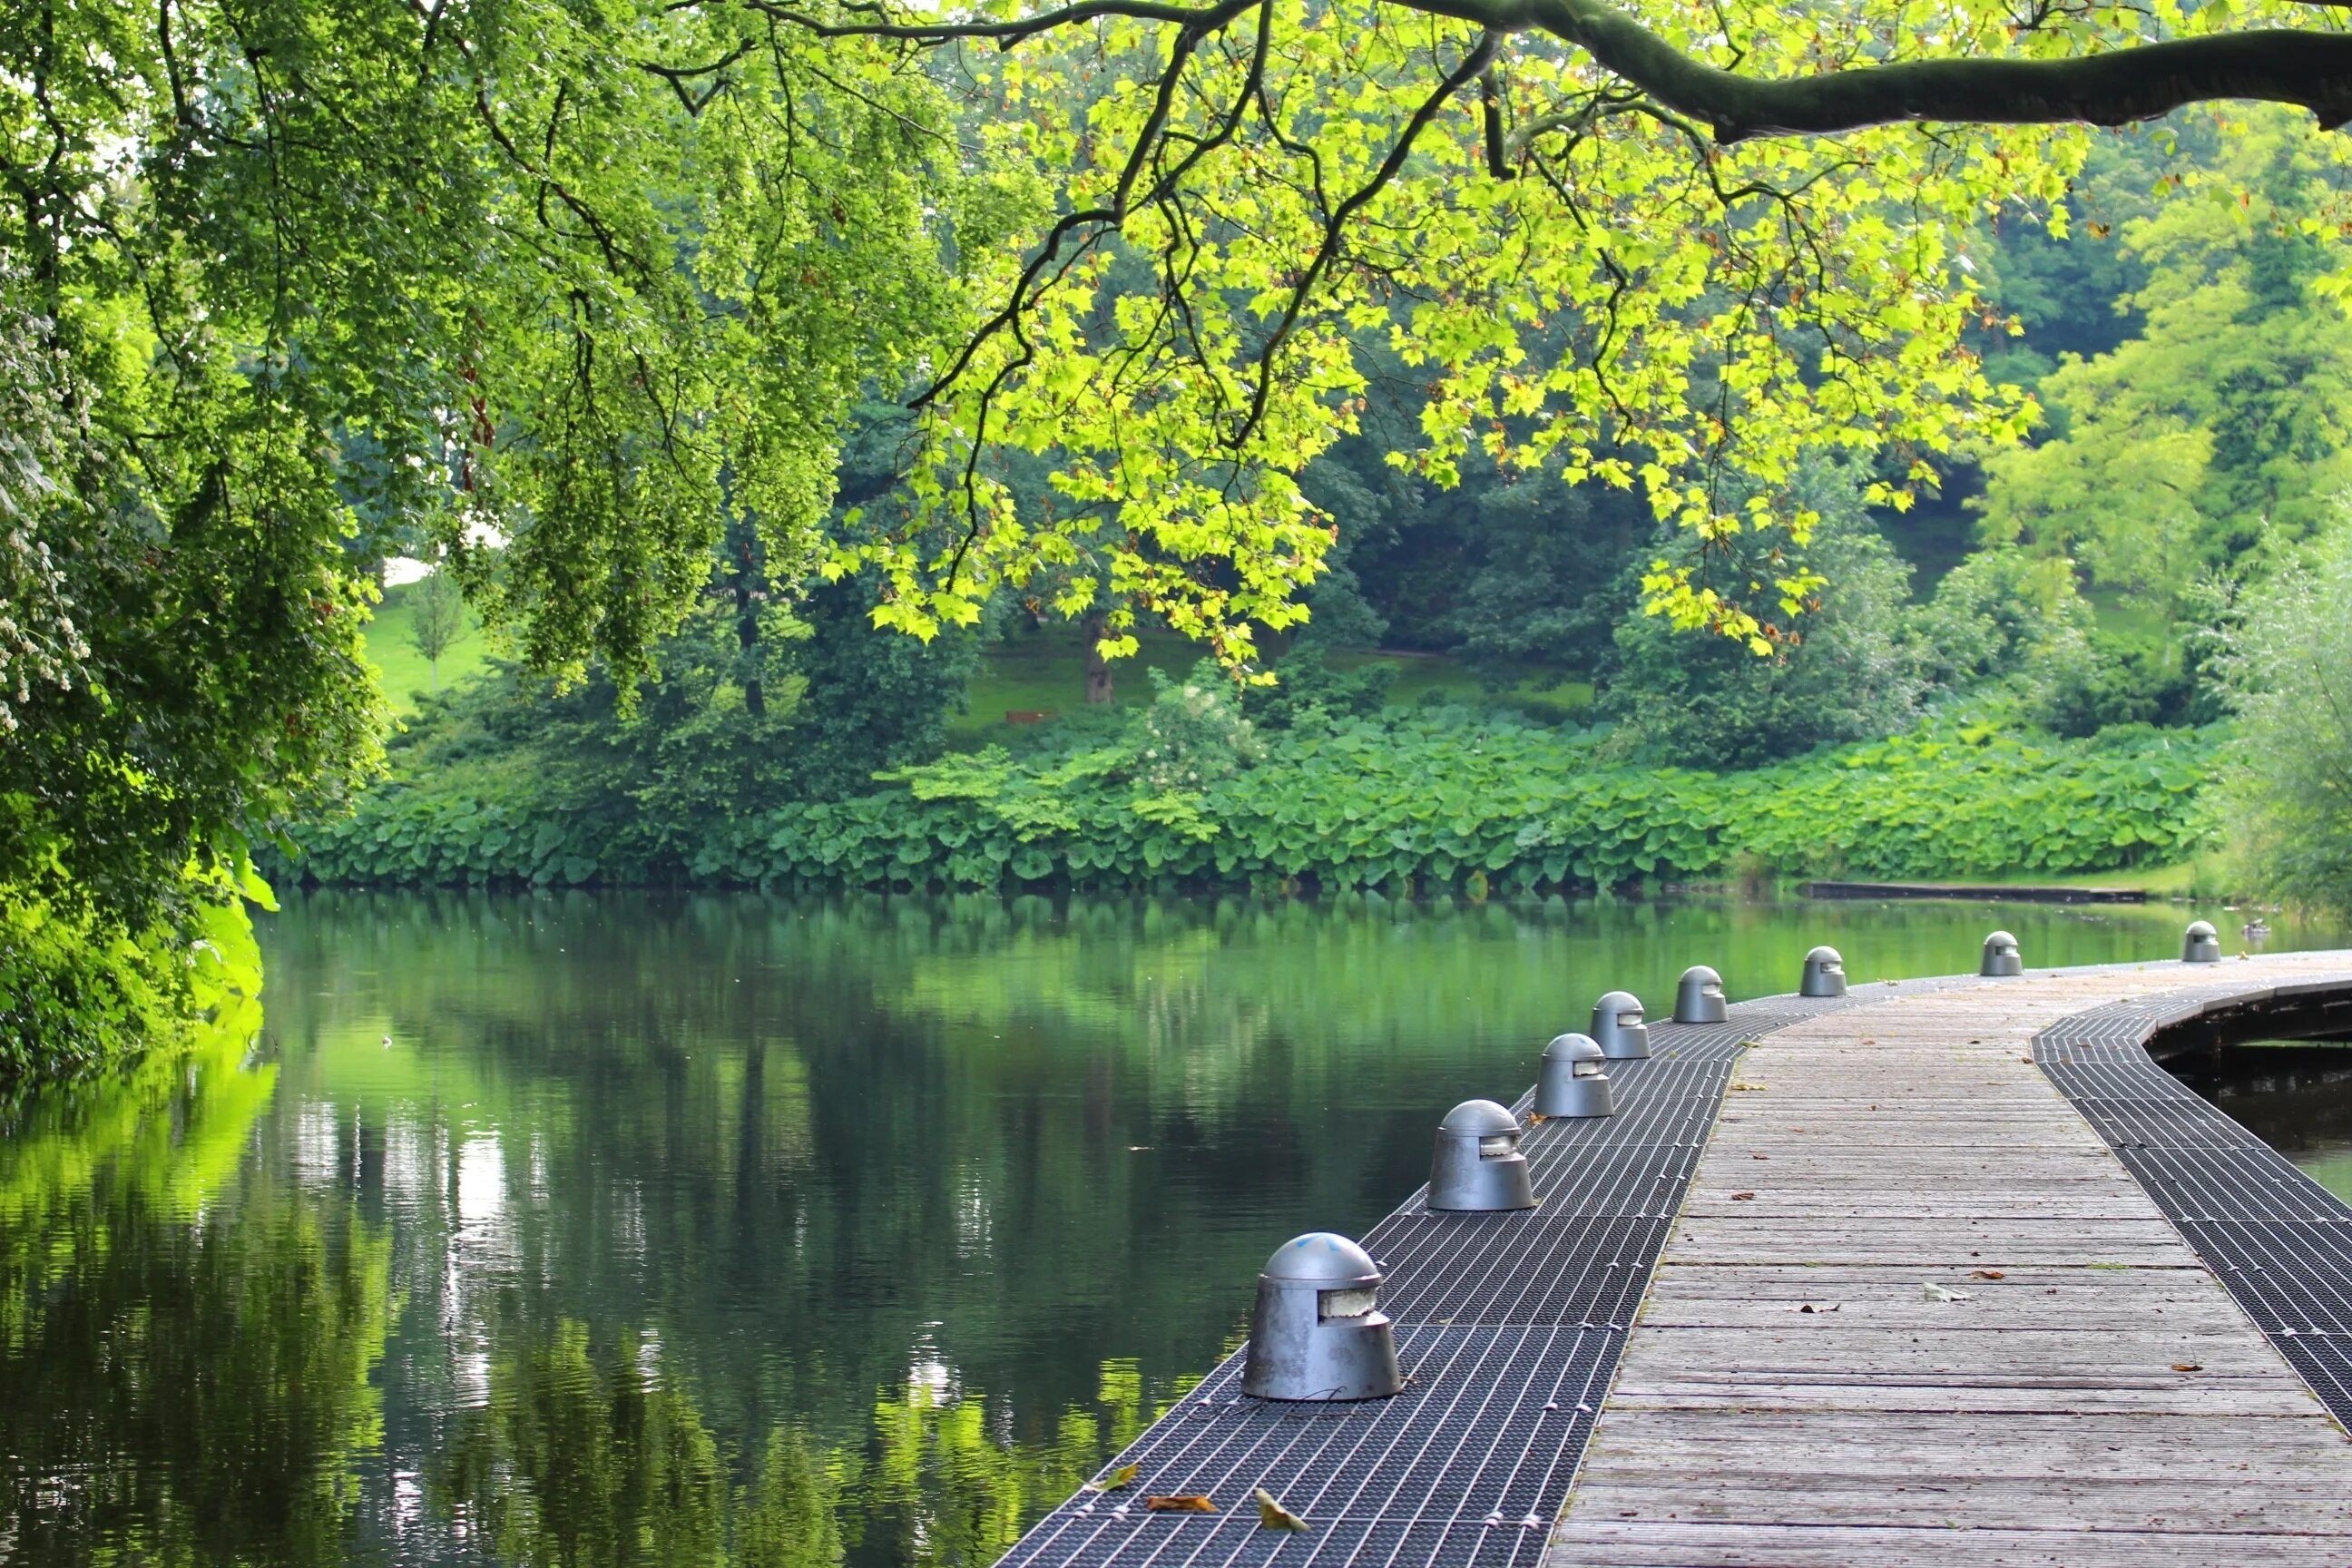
[1547,955,2352,1567]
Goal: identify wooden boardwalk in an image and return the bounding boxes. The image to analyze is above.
[1547,955,2352,1567]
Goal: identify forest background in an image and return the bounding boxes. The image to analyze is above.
[286,112,2337,913]
[9,0,2352,1081]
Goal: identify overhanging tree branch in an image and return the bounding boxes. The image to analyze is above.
[1475,0,2352,140]
[737,0,2352,138]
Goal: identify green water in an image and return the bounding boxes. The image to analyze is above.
[4,889,2345,1566]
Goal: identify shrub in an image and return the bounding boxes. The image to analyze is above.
[271,711,2218,896]
[1240,643,1396,730]
[1136,664,1264,791]
[1603,487,1924,768]
[2220,526,2352,910]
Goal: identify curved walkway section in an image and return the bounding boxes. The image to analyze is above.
[2039,980,2352,1423]
[1546,953,2352,1568]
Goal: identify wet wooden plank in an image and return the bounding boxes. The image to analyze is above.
[1547,955,2352,1568]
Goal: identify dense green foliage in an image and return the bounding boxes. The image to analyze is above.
[1602,463,1926,768]
[2220,524,2352,912]
[0,872,266,1086]
[0,0,975,1075]
[277,697,2214,893]
[332,580,975,886]
[1980,113,2352,600]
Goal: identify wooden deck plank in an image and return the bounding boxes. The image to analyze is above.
[1546,954,2352,1568]
[1545,1521,2352,1567]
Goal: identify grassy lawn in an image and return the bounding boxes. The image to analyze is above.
[364,581,495,712]
[956,624,1205,733]
[1867,858,2232,899]
[360,597,1592,732]
[951,624,1594,741]
[2082,584,2174,643]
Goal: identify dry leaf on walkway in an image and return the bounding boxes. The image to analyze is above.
[1255,1488,1310,1531]
[1922,1282,1974,1303]
[2171,1363,2203,1372]
[1969,1269,2005,1280]
[1086,1464,1139,1492]
[1790,1303,1843,1314]
[1729,1191,1757,1200]
[1146,1494,1217,1513]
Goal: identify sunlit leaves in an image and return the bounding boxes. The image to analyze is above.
[820,0,2106,657]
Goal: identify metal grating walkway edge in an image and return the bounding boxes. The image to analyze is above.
[994,975,1991,1568]
[2035,971,2352,1426]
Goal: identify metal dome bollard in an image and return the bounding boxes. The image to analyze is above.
[1591,990,1651,1059]
[1981,930,2024,977]
[1673,965,1729,1024]
[1534,1033,1614,1119]
[1429,1099,1537,1211]
[1241,1232,1404,1402]
[2182,920,2222,964]
[1800,946,1848,998]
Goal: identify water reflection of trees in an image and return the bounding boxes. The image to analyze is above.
[240,887,2317,1563]
[427,1315,1163,1568]
[0,1031,388,1565]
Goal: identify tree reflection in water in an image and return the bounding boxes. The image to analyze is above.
[0,1030,388,1564]
[15,888,2341,1565]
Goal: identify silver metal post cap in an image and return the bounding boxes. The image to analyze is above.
[1800,945,1848,997]
[1260,1231,1381,1287]
[1591,990,1651,1059]
[1673,964,1729,1023]
[1535,1032,1614,1118]
[1244,1230,1403,1401]
[1437,1098,1519,1137]
[1429,1099,1535,1211]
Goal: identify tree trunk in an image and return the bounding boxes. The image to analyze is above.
[1081,607,1114,705]
[731,522,767,718]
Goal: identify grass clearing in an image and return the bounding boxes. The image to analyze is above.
[364,580,495,712]
[1880,857,2235,900]
[952,624,1593,741]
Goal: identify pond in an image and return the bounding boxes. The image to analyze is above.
[5,889,2348,1566]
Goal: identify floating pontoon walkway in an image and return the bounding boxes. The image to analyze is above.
[996,952,2352,1568]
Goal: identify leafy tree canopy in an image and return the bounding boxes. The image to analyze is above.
[0,0,976,942]
[9,0,2352,977]
[1977,107,2352,599]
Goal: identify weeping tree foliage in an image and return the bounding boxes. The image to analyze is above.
[0,0,979,1062]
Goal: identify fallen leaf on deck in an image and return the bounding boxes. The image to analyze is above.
[1146,1495,1217,1513]
[1969,1269,2005,1280]
[1256,1488,1310,1531]
[1790,1303,1843,1314]
[1086,1465,1139,1492]
[1922,1282,1974,1303]
[1728,1191,1757,1200]
[1730,1083,1765,1093]
[2171,1363,2203,1372]
[1526,1112,1552,1123]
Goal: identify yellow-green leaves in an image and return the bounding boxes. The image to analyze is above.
[820,0,2120,663]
